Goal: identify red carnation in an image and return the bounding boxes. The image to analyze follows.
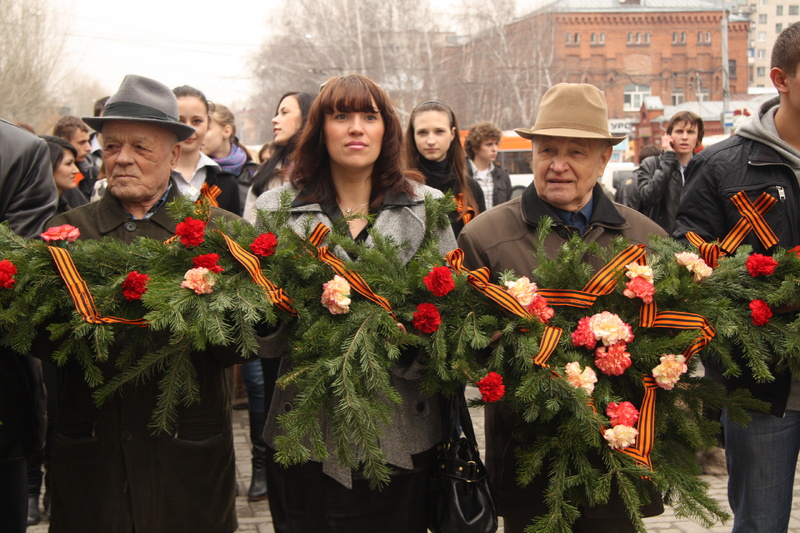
[594,343,632,376]
[606,401,640,427]
[0,259,18,289]
[571,316,596,350]
[749,299,773,326]
[175,217,206,248]
[250,232,278,257]
[193,253,224,273]
[477,371,506,403]
[412,303,441,333]
[745,254,778,277]
[423,266,455,297]
[122,271,150,301]
[789,246,800,258]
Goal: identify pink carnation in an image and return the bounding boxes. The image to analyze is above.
[652,354,688,390]
[41,224,80,242]
[604,425,639,449]
[321,275,351,315]
[606,401,640,427]
[594,343,632,376]
[181,267,216,295]
[588,311,634,346]
[623,276,655,304]
[527,294,554,323]
[505,276,538,307]
[565,362,598,394]
[571,316,597,350]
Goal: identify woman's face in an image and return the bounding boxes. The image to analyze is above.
[413,110,454,163]
[324,106,384,176]
[53,148,79,194]
[272,96,303,146]
[202,116,230,159]
[177,96,209,153]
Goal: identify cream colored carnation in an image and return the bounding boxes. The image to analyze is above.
[321,275,352,315]
[603,425,639,449]
[505,276,538,307]
[625,262,654,283]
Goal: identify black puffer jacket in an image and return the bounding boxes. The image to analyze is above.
[674,134,799,416]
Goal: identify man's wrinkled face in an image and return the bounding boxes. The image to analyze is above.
[532,136,612,212]
[103,121,179,207]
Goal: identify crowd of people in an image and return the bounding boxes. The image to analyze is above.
[0,20,798,533]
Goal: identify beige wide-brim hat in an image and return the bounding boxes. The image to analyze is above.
[515,83,626,145]
[83,74,195,142]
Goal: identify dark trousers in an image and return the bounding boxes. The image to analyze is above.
[266,448,435,533]
[0,458,28,533]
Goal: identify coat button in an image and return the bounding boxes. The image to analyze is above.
[282,402,292,413]
[124,221,137,232]
[122,431,134,442]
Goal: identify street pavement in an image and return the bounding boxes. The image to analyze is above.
[25,387,800,531]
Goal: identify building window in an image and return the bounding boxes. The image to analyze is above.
[777,23,783,32]
[790,5,800,15]
[758,31,767,41]
[706,32,712,43]
[758,13,768,23]
[757,66,767,76]
[566,33,571,44]
[672,31,686,45]
[624,84,651,111]
[591,32,605,45]
[696,87,710,102]
[645,32,650,44]
[599,33,605,44]
[757,48,767,59]
[729,59,737,78]
[671,88,685,106]
[776,5,783,14]
[574,32,580,43]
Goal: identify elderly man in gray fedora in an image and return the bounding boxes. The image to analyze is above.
[43,74,243,533]
[457,83,666,532]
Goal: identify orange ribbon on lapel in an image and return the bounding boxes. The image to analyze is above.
[199,183,222,208]
[686,191,777,268]
[215,231,297,316]
[48,246,148,326]
[455,193,475,225]
[306,222,396,320]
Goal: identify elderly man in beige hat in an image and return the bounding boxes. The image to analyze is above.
[457,83,666,533]
[43,74,243,533]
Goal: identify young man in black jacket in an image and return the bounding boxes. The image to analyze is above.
[674,21,800,533]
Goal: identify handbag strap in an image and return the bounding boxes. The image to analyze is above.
[449,391,479,447]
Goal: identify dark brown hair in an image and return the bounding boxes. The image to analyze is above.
[667,110,704,147]
[404,100,478,218]
[290,74,420,209]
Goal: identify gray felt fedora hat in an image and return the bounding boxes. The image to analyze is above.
[515,83,626,145]
[83,74,195,142]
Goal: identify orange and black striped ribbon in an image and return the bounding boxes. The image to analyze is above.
[306,222,396,319]
[649,311,715,361]
[537,245,646,308]
[686,191,777,267]
[533,325,563,367]
[215,231,297,316]
[618,375,658,469]
[445,249,530,319]
[199,183,222,208]
[722,191,778,253]
[455,193,475,225]
[47,246,148,326]
[315,246,396,320]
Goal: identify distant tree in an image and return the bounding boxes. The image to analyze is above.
[249,0,448,136]
[0,0,66,130]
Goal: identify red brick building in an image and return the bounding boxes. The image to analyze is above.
[436,0,751,130]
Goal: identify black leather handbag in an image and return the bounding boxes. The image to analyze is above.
[427,392,498,533]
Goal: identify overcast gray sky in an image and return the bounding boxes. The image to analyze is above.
[62,0,271,106]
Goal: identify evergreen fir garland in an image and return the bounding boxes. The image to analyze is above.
[1,193,799,531]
